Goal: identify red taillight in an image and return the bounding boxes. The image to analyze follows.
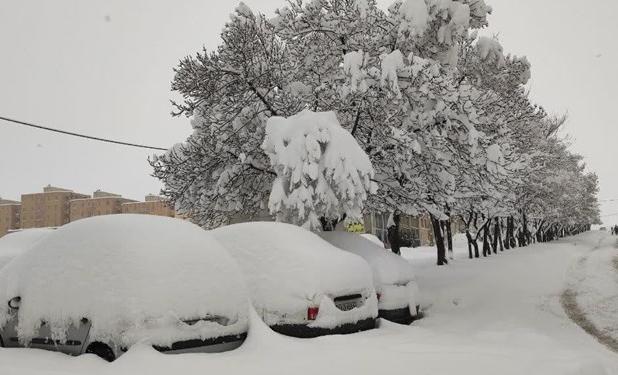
[307,307,319,320]
[376,293,382,301]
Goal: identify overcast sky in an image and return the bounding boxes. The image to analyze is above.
[1,0,617,223]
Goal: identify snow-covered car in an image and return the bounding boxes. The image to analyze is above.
[211,222,378,338]
[319,231,422,324]
[0,214,249,361]
[0,228,54,270]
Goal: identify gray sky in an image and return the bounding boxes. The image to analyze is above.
[1,0,617,223]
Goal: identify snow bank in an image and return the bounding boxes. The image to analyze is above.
[567,243,618,344]
[0,229,54,270]
[262,110,376,229]
[211,222,376,326]
[0,215,248,348]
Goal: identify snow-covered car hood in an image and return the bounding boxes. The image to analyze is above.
[319,231,416,287]
[0,214,249,347]
[211,222,375,313]
[0,228,54,270]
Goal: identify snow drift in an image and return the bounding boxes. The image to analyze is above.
[0,214,248,348]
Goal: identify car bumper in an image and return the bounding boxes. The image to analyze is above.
[270,317,376,338]
[378,305,423,325]
[152,332,247,354]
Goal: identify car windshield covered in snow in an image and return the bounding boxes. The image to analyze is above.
[0,214,248,360]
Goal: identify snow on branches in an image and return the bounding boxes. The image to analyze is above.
[262,110,377,229]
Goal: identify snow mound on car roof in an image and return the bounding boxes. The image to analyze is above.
[0,228,54,270]
[319,231,416,286]
[0,214,248,347]
[211,222,374,314]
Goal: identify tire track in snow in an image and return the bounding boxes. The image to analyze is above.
[560,236,618,353]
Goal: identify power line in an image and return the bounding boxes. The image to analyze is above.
[0,116,168,151]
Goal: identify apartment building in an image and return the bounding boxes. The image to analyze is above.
[0,199,21,237]
[121,194,175,217]
[69,190,137,222]
[20,186,89,229]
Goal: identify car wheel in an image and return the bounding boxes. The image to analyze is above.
[85,342,116,362]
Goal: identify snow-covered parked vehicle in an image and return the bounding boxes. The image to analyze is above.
[319,231,422,324]
[211,222,378,338]
[0,228,54,270]
[0,215,249,361]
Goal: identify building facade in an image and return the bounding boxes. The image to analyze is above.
[121,195,175,217]
[362,212,435,247]
[69,190,137,222]
[0,199,21,238]
[20,186,89,229]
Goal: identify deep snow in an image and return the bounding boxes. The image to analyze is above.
[1,230,617,374]
[0,215,248,348]
[0,228,54,269]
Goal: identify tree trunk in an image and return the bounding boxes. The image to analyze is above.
[482,224,490,257]
[443,219,454,260]
[493,217,503,252]
[431,215,448,266]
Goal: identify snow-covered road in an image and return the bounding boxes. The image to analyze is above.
[1,231,617,375]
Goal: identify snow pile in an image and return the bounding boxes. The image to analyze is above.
[320,232,420,312]
[380,49,405,96]
[398,0,429,37]
[0,214,248,348]
[262,110,376,229]
[361,233,385,248]
[211,222,377,327]
[0,229,54,270]
[343,50,367,93]
[477,36,506,67]
[320,232,416,286]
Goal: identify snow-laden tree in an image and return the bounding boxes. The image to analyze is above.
[262,110,377,229]
[152,0,600,264]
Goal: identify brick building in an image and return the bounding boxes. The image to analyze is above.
[69,190,137,222]
[20,186,89,229]
[121,194,175,217]
[0,199,21,237]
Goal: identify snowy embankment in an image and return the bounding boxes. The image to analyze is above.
[1,232,617,374]
[562,234,618,351]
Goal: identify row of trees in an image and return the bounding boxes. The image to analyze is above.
[151,0,600,265]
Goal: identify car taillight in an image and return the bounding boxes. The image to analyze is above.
[307,307,319,320]
[376,293,381,301]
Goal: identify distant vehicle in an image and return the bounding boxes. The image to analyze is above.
[0,215,249,361]
[0,228,54,269]
[211,222,378,338]
[320,231,422,324]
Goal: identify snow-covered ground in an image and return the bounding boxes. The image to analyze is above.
[1,231,617,374]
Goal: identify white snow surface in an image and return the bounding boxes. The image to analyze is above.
[319,231,415,287]
[398,0,429,37]
[566,235,618,343]
[0,228,54,269]
[0,215,249,348]
[1,231,618,374]
[211,222,377,325]
[360,233,385,248]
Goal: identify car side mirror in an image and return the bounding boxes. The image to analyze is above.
[8,296,21,310]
